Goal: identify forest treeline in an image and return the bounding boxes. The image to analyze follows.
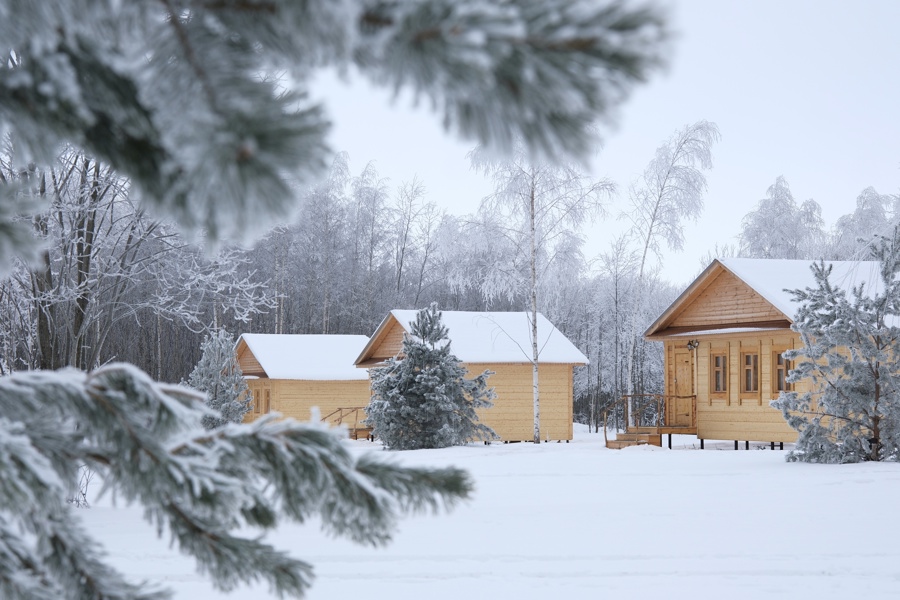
[1,145,896,429]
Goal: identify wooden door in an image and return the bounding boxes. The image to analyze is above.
[672,349,694,427]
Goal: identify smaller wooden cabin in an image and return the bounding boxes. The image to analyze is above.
[354,310,588,442]
[236,334,371,434]
[642,258,880,448]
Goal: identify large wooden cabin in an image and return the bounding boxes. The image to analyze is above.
[629,258,880,449]
[236,334,372,437]
[355,310,588,442]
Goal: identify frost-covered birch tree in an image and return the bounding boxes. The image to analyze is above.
[738,176,826,259]
[0,1,668,596]
[469,142,614,443]
[620,120,719,409]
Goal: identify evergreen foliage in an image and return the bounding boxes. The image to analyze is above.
[0,364,471,599]
[0,1,669,596]
[773,226,900,462]
[187,329,251,429]
[367,304,497,450]
[0,1,667,269]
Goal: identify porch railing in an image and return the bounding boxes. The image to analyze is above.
[320,407,372,440]
[602,394,697,445]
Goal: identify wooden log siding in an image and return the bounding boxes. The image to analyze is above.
[243,379,372,427]
[470,362,574,442]
[668,269,785,330]
[673,332,802,443]
[236,342,265,377]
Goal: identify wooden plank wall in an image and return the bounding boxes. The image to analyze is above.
[371,319,406,360]
[473,362,574,442]
[671,270,785,329]
[244,362,576,443]
[236,341,265,376]
[675,332,804,442]
[243,378,372,428]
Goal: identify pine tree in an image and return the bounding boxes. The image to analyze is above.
[367,304,497,450]
[772,226,900,463]
[0,2,668,597]
[187,329,251,429]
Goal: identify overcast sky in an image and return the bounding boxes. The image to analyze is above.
[312,0,900,287]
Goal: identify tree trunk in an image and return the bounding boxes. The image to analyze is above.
[530,184,540,444]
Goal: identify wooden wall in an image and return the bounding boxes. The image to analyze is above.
[236,340,265,376]
[472,362,574,442]
[670,269,785,329]
[243,378,372,429]
[242,358,577,443]
[668,332,803,442]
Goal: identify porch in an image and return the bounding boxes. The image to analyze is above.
[604,393,697,449]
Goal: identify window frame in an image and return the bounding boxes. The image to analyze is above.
[741,352,759,395]
[773,350,793,394]
[710,353,728,395]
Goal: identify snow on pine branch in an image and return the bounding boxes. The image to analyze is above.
[0,363,472,598]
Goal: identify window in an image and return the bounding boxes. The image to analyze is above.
[264,389,271,413]
[774,352,793,392]
[742,353,759,393]
[711,354,728,393]
[253,389,260,413]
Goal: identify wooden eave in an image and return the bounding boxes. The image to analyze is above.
[644,259,793,340]
[235,337,268,378]
[354,312,403,367]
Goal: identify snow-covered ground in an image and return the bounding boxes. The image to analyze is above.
[83,425,900,599]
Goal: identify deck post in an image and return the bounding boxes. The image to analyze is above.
[770,442,775,450]
[734,440,738,450]
[700,439,704,449]
[745,440,749,450]
[780,442,784,450]
[668,433,672,449]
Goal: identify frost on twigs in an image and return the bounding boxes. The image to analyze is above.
[772,224,900,463]
[0,0,666,252]
[0,364,471,598]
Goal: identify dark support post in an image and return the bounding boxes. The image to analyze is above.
[700,439,705,450]
[745,441,749,450]
[734,440,738,450]
[668,433,672,449]
[770,442,775,450]
[780,442,784,450]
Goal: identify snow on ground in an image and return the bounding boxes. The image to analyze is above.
[82,425,900,599]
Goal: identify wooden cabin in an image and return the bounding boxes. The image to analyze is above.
[236,334,372,436]
[633,258,881,449]
[354,310,588,442]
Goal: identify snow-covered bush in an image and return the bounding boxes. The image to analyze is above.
[367,304,497,449]
[773,226,900,462]
[187,329,251,429]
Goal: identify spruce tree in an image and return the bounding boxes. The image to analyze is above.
[187,329,252,429]
[367,304,498,450]
[773,226,900,462]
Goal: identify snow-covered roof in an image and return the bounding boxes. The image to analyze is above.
[720,258,883,318]
[645,258,884,339]
[376,310,588,364]
[238,334,370,380]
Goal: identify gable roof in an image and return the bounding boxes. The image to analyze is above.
[355,310,588,366]
[645,258,882,339]
[237,334,370,380]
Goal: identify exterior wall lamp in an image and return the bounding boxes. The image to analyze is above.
[686,339,700,350]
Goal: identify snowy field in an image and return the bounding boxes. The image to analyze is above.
[83,425,900,600]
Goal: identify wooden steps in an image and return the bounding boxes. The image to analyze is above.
[607,431,662,449]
